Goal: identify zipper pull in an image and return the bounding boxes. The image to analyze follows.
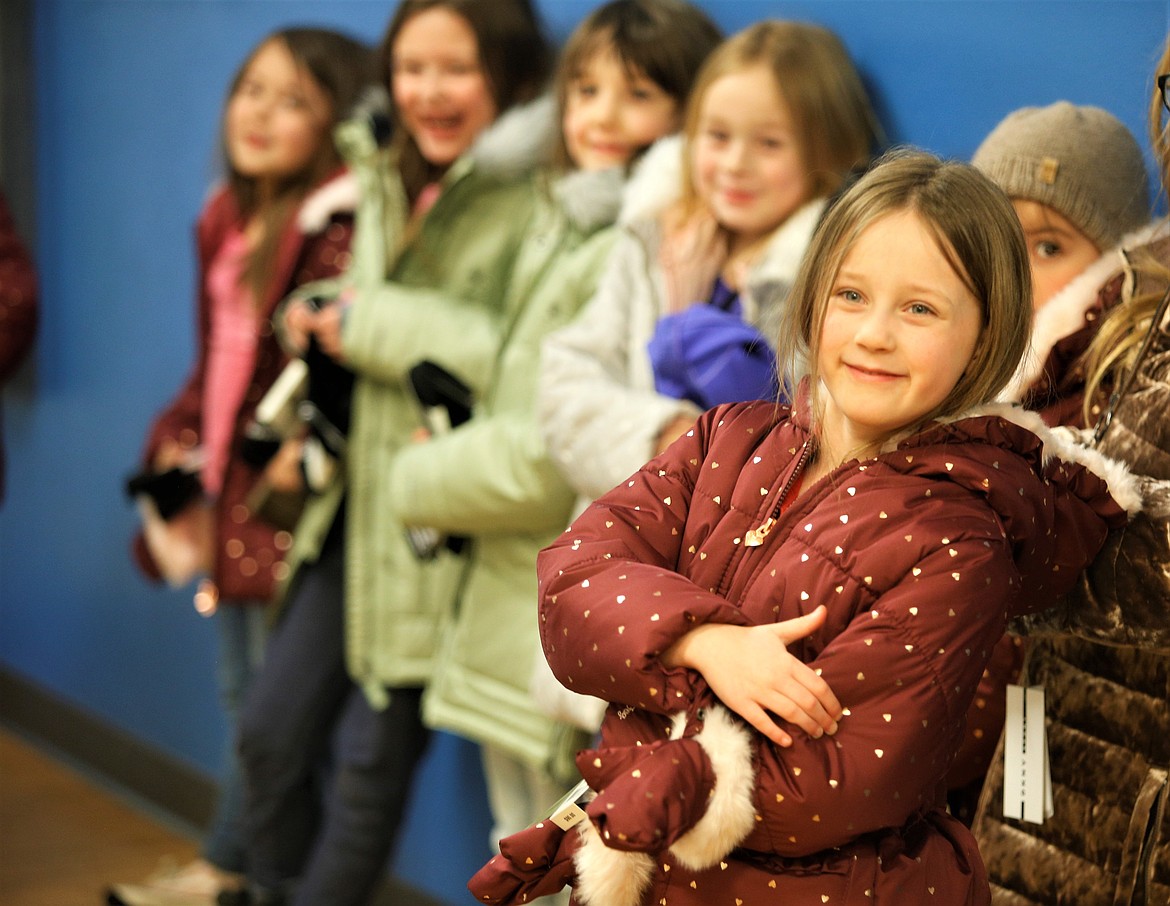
[744,517,776,548]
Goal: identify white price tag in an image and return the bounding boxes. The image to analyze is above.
[545,779,591,831]
[1002,684,1052,824]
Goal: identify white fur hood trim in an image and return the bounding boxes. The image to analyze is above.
[297,171,359,234]
[966,402,1144,517]
[1001,220,1168,402]
[468,93,557,179]
[618,134,684,226]
[554,164,626,232]
[573,705,755,906]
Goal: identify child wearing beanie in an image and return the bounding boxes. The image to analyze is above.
[942,102,1151,828]
[973,101,1150,427]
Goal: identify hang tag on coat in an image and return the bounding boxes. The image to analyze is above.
[1002,684,1052,824]
[546,779,591,831]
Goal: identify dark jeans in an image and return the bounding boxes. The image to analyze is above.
[237,519,431,905]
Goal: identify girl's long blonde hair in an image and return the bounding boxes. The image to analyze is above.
[674,20,882,223]
[777,149,1032,441]
[1082,36,1168,424]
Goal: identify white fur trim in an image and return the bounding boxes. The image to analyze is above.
[1001,220,1169,403]
[469,93,557,178]
[571,706,756,905]
[618,134,684,226]
[978,402,1144,516]
[296,172,359,234]
[667,706,757,870]
[573,820,655,906]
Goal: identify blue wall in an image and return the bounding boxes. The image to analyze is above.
[3,1,1167,902]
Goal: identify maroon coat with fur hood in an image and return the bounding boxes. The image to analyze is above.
[537,394,1133,906]
[135,173,355,603]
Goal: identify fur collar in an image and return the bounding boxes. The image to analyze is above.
[918,400,1145,517]
[296,170,359,234]
[466,92,557,180]
[1002,220,1168,402]
[618,134,684,226]
[553,164,626,232]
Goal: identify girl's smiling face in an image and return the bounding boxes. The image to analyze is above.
[225,38,332,185]
[817,208,984,456]
[562,45,680,172]
[691,64,811,252]
[391,7,497,167]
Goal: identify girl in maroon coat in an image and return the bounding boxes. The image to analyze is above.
[473,151,1135,905]
[115,29,376,906]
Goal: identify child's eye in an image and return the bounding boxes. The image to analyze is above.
[573,81,598,98]
[394,60,424,77]
[1035,240,1061,259]
[704,128,729,143]
[836,289,862,303]
[759,136,785,150]
[279,94,308,112]
[907,302,936,316]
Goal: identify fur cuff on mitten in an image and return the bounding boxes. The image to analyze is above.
[573,705,756,906]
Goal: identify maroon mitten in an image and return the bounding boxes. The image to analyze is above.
[576,735,715,852]
[468,818,579,904]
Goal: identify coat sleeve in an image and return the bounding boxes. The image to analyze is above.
[538,233,702,502]
[341,282,502,398]
[388,412,576,536]
[537,408,754,713]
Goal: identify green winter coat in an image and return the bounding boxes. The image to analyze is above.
[282,98,555,709]
[391,165,624,776]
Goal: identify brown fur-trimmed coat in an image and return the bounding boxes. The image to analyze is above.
[974,232,1170,905]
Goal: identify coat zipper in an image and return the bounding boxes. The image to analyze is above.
[744,437,815,548]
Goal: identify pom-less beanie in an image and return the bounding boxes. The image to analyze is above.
[973,101,1149,250]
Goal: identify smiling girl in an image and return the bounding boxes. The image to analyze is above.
[502,151,1136,906]
[117,28,376,906]
[540,21,882,507]
[387,0,721,867]
[231,3,558,905]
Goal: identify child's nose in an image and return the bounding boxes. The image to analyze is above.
[721,139,749,171]
[855,309,895,348]
[592,89,620,125]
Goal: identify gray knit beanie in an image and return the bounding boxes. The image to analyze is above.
[972,101,1149,251]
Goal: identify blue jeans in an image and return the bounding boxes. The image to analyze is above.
[236,520,431,905]
[204,601,268,872]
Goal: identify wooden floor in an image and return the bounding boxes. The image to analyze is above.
[0,725,200,905]
[0,726,446,906]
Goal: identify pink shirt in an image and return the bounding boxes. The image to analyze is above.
[201,227,259,497]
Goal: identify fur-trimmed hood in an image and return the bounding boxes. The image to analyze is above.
[1001,219,1168,403]
[325,92,558,226]
[539,395,1131,906]
[297,168,360,234]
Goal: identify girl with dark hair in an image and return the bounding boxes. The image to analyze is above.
[231,3,557,904]
[113,27,377,906]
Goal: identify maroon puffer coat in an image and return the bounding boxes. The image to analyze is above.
[536,396,1132,906]
[135,172,355,603]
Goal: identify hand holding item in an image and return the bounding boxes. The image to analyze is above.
[281,297,318,355]
[659,209,727,314]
